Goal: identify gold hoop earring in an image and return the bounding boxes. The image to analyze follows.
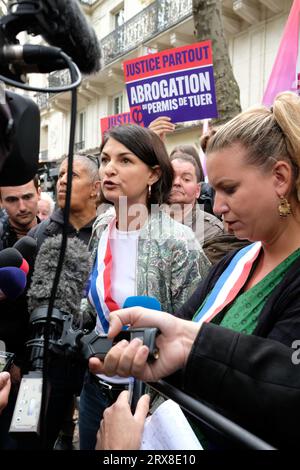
[278,195,291,217]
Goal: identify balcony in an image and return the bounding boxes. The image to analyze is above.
[48,69,71,88]
[100,0,192,67]
[35,92,49,110]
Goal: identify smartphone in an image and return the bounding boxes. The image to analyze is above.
[0,351,15,372]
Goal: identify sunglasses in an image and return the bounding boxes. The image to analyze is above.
[85,154,100,169]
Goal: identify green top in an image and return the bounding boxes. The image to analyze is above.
[218,248,300,334]
[190,247,300,448]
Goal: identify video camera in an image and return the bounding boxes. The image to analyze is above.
[0,1,45,185]
[25,306,159,371]
[0,0,100,186]
[10,306,158,436]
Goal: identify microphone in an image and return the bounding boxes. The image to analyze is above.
[40,0,101,74]
[0,247,29,275]
[0,266,27,299]
[123,296,161,311]
[13,236,37,271]
[0,45,68,75]
[1,0,101,75]
[26,234,91,370]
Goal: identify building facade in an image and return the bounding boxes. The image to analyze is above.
[33,0,293,168]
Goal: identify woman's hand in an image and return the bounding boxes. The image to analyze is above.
[96,391,150,450]
[89,307,200,382]
[0,372,11,414]
[148,116,175,141]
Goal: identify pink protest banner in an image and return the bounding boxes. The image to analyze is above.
[263,0,300,106]
[100,109,144,139]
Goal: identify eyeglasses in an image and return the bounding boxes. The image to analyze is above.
[85,154,100,169]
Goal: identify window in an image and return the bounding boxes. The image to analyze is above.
[75,111,86,151]
[113,94,123,115]
[114,6,124,29]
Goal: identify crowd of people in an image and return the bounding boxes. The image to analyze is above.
[1,91,300,451]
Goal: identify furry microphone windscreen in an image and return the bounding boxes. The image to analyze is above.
[27,235,91,317]
[41,0,101,74]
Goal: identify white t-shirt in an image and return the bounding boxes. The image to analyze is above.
[95,221,141,384]
[110,223,141,308]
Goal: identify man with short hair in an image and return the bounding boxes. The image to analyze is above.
[0,176,40,249]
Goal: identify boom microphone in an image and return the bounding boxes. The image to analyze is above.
[40,0,101,74]
[1,0,101,75]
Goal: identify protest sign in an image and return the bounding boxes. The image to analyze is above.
[100,108,144,139]
[123,40,218,126]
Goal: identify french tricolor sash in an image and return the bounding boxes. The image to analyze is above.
[89,219,120,335]
[193,242,262,324]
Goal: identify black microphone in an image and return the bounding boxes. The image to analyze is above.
[26,234,91,370]
[40,0,101,74]
[1,0,101,75]
[0,45,68,74]
[13,236,37,272]
[0,247,29,274]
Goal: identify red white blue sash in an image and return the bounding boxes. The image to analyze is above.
[193,242,261,324]
[89,219,120,335]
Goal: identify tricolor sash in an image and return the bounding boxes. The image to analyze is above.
[193,242,261,324]
[89,219,120,335]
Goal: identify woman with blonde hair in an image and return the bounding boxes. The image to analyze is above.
[92,92,300,449]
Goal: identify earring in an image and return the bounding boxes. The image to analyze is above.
[148,185,152,198]
[278,195,291,217]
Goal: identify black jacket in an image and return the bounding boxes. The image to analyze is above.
[28,208,96,330]
[0,218,39,363]
[28,208,95,249]
[176,250,300,448]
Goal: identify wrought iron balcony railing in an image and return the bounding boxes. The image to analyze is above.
[36,0,192,93]
[35,92,49,109]
[100,0,192,67]
[48,69,71,88]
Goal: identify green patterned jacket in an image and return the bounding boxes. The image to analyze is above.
[82,207,211,320]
